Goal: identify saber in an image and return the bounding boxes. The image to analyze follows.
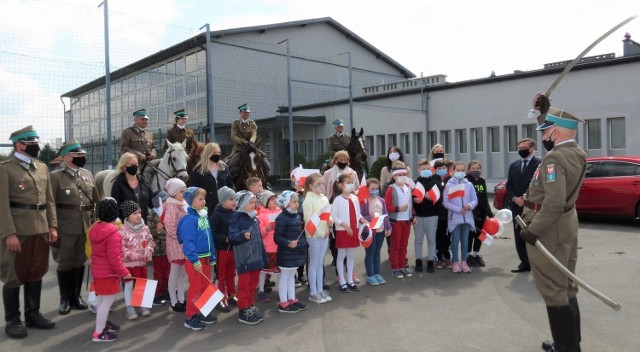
[514,215,621,311]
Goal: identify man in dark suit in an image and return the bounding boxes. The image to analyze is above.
[506,138,540,273]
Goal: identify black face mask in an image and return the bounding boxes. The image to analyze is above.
[518,149,530,159]
[209,155,221,163]
[336,162,348,169]
[24,144,40,158]
[433,152,444,159]
[72,156,87,168]
[542,131,556,152]
[125,165,138,175]
[468,171,481,179]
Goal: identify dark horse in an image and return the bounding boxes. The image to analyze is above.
[187,140,205,174]
[320,127,368,180]
[233,140,269,191]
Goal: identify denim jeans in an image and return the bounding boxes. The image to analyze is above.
[450,224,470,262]
[364,231,386,277]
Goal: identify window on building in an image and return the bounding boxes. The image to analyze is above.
[365,136,374,156]
[175,57,185,76]
[428,131,437,148]
[505,125,518,152]
[299,140,306,158]
[377,135,386,156]
[401,133,410,154]
[186,53,198,72]
[165,83,175,102]
[472,128,483,152]
[186,99,197,120]
[317,139,325,157]
[522,124,536,140]
[197,97,207,120]
[456,129,467,154]
[489,127,500,152]
[609,117,625,149]
[585,119,601,149]
[413,132,423,155]
[175,78,184,100]
[388,134,397,149]
[166,60,176,79]
[186,76,197,96]
[197,74,206,94]
[196,50,206,70]
[440,130,451,153]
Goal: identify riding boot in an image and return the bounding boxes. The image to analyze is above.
[24,281,55,329]
[70,267,88,310]
[56,270,71,315]
[545,305,580,352]
[568,297,581,344]
[3,285,27,338]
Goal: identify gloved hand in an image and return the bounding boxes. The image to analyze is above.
[520,228,538,245]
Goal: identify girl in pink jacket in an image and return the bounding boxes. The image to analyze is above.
[164,178,188,313]
[256,190,281,303]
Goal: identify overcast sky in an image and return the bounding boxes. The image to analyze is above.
[0,0,638,149]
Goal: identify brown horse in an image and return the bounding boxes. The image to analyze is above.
[233,140,269,191]
[187,140,206,174]
[348,127,368,180]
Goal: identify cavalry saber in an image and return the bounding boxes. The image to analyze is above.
[544,15,637,97]
[514,215,622,311]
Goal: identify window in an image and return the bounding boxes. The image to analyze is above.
[175,57,185,76]
[584,119,601,149]
[522,124,536,140]
[472,128,483,152]
[413,132,423,155]
[377,135,386,155]
[175,78,184,100]
[489,127,500,152]
[440,130,451,153]
[505,125,517,152]
[387,134,397,148]
[608,117,625,149]
[428,131,437,148]
[365,136,374,156]
[401,133,410,154]
[186,53,198,72]
[455,129,467,154]
[186,76,197,96]
[317,139,325,157]
[197,74,207,94]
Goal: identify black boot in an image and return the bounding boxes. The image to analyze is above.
[568,297,581,344]
[545,305,580,352]
[426,260,435,273]
[24,281,55,329]
[70,267,88,310]
[3,286,27,338]
[57,270,71,315]
[415,259,423,272]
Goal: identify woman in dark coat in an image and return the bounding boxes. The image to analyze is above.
[186,142,234,216]
[111,152,153,220]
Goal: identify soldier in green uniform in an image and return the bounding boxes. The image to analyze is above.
[163,109,194,154]
[327,118,350,160]
[520,107,587,352]
[227,103,271,177]
[0,125,58,338]
[50,140,99,315]
[120,109,158,173]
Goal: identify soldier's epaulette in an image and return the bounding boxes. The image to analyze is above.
[51,168,64,174]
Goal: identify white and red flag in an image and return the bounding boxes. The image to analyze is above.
[427,184,441,205]
[305,205,331,235]
[412,182,425,200]
[357,173,369,204]
[369,214,388,231]
[478,230,494,246]
[292,165,320,188]
[447,184,465,200]
[131,278,158,308]
[195,281,225,317]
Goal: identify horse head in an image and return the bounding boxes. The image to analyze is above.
[165,139,189,181]
[187,140,205,174]
[349,127,367,158]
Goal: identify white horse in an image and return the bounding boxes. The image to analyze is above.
[95,140,189,199]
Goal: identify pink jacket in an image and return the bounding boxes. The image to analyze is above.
[257,206,281,253]
[90,222,130,279]
[164,197,187,262]
[119,221,155,268]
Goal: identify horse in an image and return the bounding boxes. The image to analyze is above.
[94,140,189,199]
[232,140,269,191]
[320,127,368,180]
[188,140,205,174]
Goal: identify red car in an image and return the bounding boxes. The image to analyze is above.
[493,156,640,220]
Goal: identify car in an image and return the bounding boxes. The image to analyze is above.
[492,156,640,220]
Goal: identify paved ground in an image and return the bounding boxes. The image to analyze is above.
[0,217,638,352]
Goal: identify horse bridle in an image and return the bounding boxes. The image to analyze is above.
[149,148,187,189]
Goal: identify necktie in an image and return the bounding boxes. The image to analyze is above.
[521,159,528,174]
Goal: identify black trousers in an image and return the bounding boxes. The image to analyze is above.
[511,206,529,266]
[435,219,451,261]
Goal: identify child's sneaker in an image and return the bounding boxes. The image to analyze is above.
[352,274,360,284]
[366,276,379,286]
[125,306,138,320]
[291,299,307,311]
[476,255,486,267]
[308,293,326,304]
[374,274,386,285]
[426,260,435,273]
[250,305,264,321]
[461,261,472,273]
[200,314,217,325]
[402,269,413,278]
[257,291,270,303]
[92,328,118,342]
[466,255,478,267]
[446,261,454,269]
[392,270,404,279]
[238,308,261,325]
[184,315,205,330]
[152,296,166,306]
[435,261,444,269]
[347,283,359,291]
[452,262,461,273]
[278,302,300,313]
[169,303,186,313]
[105,320,120,333]
[139,307,151,317]
[320,291,333,302]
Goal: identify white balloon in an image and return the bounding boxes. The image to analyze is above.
[495,209,513,224]
[494,221,505,237]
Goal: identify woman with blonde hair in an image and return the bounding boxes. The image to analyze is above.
[186,142,234,217]
[321,150,359,201]
[111,152,153,221]
[428,144,446,166]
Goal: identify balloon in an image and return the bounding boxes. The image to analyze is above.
[482,218,500,235]
[495,209,513,224]
[495,221,505,237]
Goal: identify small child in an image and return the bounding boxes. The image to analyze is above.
[246,177,264,198]
[331,173,368,293]
[385,161,415,279]
[164,178,188,313]
[210,186,237,312]
[360,178,392,285]
[412,159,444,273]
[90,198,132,342]
[229,190,268,325]
[466,161,494,267]
[148,191,170,306]
[178,187,217,330]
[273,191,308,313]
[434,159,452,269]
[256,190,281,303]
[443,162,478,273]
[119,200,155,320]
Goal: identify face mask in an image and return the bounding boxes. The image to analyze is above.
[468,171,481,178]
[197,208,208,217]
[436,169,447,177]
[518,149,531,159]
[370,189,380,197]
[344,183,355,192]
[433,152,444,159]
[542,132,556,152]
[336,162,348,169]
[244,210,257,218]
[420,169,432,178]
[125,165,138,175]
[395,176,406,185]
[286,207,297,214]
[454,172,466,179]
[177,124,186,129]
[24,144,40,158]
[388,152,400,161]
[210,154,221,163]
[314,184,324,193]
[72,156,87,168]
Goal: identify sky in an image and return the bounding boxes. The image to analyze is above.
[0,0,638,150]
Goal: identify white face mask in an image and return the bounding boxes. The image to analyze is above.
[345,183,355,192]
[177,124,186,129]
[389,152,400,161]
[197,208,208,217]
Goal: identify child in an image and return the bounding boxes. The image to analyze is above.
[466,161,494,267]
[246,177,264,198]
[302,173,333,304]
[229,190,268,325]
[413,159,444,273]
[210,186,237,312]
[385,161,415,279]
[148,191,170,306]
[178,187,217,330]
[90,198,132,342]
[256,190,280,303]
[434,159,452,269]
[331,173,368,292]
[443,162,478,273]
[273,191,308,313]
[164,178,188,313]
[360,178,392,285]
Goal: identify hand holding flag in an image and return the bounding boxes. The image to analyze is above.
[427,184,441,205]
[412,182,425,201]
[369,214,388,230]
[305,205,331,236]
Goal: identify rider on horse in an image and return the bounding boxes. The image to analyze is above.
[227,103,271,178]
[163,109,194,155]
[120,108,157,179]
[327,118,351,160]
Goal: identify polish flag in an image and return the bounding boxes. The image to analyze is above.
[478,230,494,246]
[369,214,388,230]
[412,182,425,200]
[131,278,158,308]
[292,165,320,188]
[195,282,225,317]
[427,184,441,205]
[357,173,369,204]
[447,184,465,200]
[305,205,331,235]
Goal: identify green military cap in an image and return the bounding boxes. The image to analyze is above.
[238,104,251,112]
[10,125,39,144]
[536,107,584,131]
[59,139,86,156]
[174,109,188,118]
[133,109,149,119]
[333,118,344,126]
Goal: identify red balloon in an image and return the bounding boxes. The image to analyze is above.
[483,218,500,235]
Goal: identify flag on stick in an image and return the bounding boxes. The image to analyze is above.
[412,182,425,200]
[305,205,331,235]
[369,214,388,230]
[478,230,494,246]
[447,184,465,200]
[357,173,369,204]
[427,184,441,205]
[131,278,158,308]
[195,280,225,317]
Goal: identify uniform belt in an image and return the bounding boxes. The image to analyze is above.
[10,202,46,211]
[525,201,575,213]
[56,203,93,211]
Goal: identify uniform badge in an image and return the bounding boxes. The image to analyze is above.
[65,188,71,195]
[19,181,27,190]
[546,163,556,183]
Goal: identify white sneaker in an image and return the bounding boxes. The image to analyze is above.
[308,293,326,304]
[139,307,151,317]
[125,306,138,320]
[320,291,332,302]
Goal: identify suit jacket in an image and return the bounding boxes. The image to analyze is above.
[120,125,157,161]
[50,166,99,235]
[506,156,541,210]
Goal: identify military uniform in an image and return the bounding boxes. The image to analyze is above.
[50,140,98,314]
[0,126,57,338]
[163,109,194,154]
[521,107,586,352]
[327,118,350,160]
[227,104,271,178]
[120,109,157,170]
